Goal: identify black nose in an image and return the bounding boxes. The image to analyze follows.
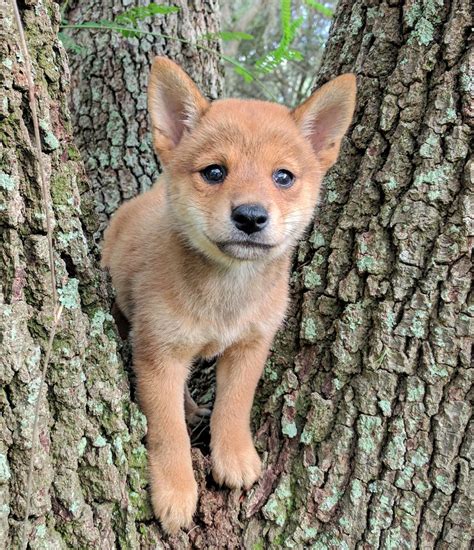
[231,203,269,234]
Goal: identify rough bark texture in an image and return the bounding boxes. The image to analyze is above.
[65,0,224,249]
[1,1,152,547]
[2,0,472,549]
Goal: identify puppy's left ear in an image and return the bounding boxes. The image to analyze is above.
[292,74,356,172]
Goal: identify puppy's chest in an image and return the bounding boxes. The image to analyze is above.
[190,274,263,356]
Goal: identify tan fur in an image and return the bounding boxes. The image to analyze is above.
[102,57,356,534]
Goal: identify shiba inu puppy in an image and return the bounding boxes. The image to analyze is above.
[102,57,356,533]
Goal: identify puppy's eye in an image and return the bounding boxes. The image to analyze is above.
[200,164,227,184]
[273,169,295,188]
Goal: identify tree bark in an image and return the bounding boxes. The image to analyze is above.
[2,0,472,549]
[65,0,224,248]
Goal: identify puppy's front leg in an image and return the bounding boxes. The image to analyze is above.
[134,346,197,534]
[211,334,271,489]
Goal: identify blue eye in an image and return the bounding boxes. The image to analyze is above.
[273,169,295,188]
[200,164,227,184]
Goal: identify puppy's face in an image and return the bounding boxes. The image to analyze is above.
[148,58,356,265]
[166,100,321,262]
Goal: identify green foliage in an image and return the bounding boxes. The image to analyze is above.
[304,0,334,18]
[115,4,179,25]
[255,0,304,74]
[57,31,83,54]
[222,56,255,84]
[224,0,336,103]
[206,31,255,42]
[114,4,179,37]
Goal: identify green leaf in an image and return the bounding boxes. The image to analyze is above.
[216,31,254,41]
[254,0,305,74]
[115,4,179,27]
[232,64,254,83]
[58,31,84,54]
[304,0,334,17]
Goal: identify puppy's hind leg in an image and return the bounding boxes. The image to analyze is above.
[184,385,211,426]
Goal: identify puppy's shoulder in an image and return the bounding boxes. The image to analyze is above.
[102,182,165,267]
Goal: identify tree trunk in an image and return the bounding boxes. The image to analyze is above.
[2,0,472,549]
[65,0,224,248]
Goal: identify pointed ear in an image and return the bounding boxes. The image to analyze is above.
[148,57,209,162]
[292,74,356,172]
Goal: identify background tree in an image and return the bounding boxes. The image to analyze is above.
[2,0,472,548]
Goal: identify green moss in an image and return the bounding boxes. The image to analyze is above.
[51,174,71,205]
[312,532,349,550]
[129,490,152,520]
[39,119,60,150]
[310,230,325,248]
[93,435,107,448]
[357,256,376,272]
[357,414,382,454]
[378,399,391,416]
[303,268,322,289]
[350,479,363,504]
[386,177,398,190]
[262,475,293,526]
[413,17,435,45]
[411,448,429,467]
[281,417,298,438]
[67,146,81,161]
[307,466,324,486]
[320,486,343,512]
[419,134,439,158]
[406,380,424,402]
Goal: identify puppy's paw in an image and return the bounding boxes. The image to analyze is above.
[211,437,262,490]
[149,454,198,534]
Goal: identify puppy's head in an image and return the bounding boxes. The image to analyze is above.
[148,57,356,265]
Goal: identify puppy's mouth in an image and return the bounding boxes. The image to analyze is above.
[212,239,276,260]
[216,240,274,251]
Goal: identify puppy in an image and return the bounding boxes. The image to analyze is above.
[102,57,356,533]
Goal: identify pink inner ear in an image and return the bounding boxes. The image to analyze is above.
[156,89,188,146]
[304,103,345,155]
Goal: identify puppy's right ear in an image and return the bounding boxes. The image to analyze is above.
[148,57,209,162]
